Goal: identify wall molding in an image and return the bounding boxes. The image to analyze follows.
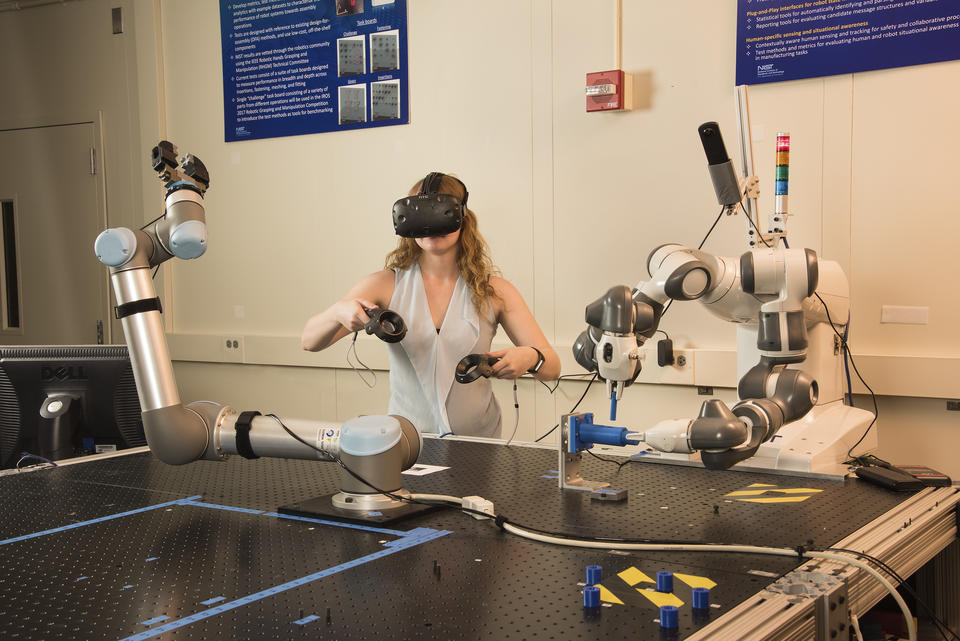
[167,332,959,399]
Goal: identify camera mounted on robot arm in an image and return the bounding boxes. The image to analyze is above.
[392,172,468,238]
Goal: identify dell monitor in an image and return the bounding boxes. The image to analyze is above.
[0,345,145,469]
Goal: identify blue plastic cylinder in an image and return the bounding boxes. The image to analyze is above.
[583,585,600,608]
[585,565,602,586]
[577,422,633,447]
[692,587,711,609]
[659,605,679,628]
[656,571,674,593]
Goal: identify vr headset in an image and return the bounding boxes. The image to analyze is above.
[392,172,469,238]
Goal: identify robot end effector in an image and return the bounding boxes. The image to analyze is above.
[95,141,210,271]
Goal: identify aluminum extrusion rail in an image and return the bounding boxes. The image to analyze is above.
[687,486,960,641]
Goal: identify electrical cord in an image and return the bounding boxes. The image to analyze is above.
[585,448,621,465]
[811,291,879,461]
[537,372,596,395]
[534,373,598,442]
[504,381,520,446]
[265,413,926,641]
[816,545,960,641]
[697,206,727,250]
[346,331,377,388]
[497,523,916,641]
[16,453,57,471]
[140,213,165,230]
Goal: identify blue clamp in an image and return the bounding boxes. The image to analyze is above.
[568,413,638,453]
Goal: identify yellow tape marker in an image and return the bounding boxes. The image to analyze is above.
[748,483,777,487]
[637,588,684,608]
[598,584,624,605]
[737,496,813,503]
[618,567,654,587]
[674,573,717,590]
[726,487,824,497]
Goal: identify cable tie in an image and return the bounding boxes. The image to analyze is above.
[494,515,510,530]
[795,544,807,560]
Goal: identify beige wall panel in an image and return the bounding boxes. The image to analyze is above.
[0,0,146,235]
[848,61,960,357]
[173,361,338,420]
[159,0,537,341]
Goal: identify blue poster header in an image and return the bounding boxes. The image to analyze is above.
[220,0,408,142]
[736,0,960,85]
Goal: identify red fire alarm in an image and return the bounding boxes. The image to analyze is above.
[586,69,632,112]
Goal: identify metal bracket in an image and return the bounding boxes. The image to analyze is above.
[559,413,609,493]
[765,569,849,641]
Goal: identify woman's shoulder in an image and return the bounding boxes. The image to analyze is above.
[488,275,518,297]
[487,275,522,316]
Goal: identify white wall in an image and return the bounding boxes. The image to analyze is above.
[2,0,958,474]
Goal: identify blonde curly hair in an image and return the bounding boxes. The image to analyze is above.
[384,174,500,313]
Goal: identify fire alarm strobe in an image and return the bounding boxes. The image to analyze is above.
[586,70,633,112]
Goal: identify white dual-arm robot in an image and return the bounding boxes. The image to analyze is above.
[94,142,424,522]
[564,117,873,484]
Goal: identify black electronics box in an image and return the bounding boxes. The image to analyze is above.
[894,465,952,487]
[854,466,925,491]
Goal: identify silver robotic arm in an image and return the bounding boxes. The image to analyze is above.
[94,142,421,515]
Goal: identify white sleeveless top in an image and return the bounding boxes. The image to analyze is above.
[387,264,501,437]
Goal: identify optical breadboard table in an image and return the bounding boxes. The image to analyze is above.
[0,438,956,640]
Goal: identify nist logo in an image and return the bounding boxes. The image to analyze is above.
[41,366,87,382]
[758,64,774,71]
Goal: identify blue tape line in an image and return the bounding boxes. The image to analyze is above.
[76,576,88,581]
[0,495,203,547]
[293,615,320,625]
[141,616,169,626]
[262,512,405,537]
[180,500,264,515]
[145,557,158,562]
[367,511,383,517]
[200,596,225,605]
[540,475,559,479]
[118,528,452,641]
[123,585,134,590]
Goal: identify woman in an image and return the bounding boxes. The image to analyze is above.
[301,172,560,438]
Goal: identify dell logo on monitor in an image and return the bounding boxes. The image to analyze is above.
[41,366,87,382]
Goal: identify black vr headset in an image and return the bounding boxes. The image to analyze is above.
[392,172,469,238]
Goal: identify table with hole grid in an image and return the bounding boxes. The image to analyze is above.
[0,437,956,640]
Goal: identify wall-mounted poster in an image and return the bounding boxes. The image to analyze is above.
[737,0,960,85]
[220,0,408,141]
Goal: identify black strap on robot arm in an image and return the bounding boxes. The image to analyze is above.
[114,297,163,320]
[235,410,261,459]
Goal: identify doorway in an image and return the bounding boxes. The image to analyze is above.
[0,122,108,345]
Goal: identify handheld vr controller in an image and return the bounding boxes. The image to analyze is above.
[455,353,501,384]
[363,308,407,343]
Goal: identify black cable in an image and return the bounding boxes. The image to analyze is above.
[811,292,880,461]
[151,265,160,280]
[346,332,377,388]
[140,212,165,230]
[739,202,772,248]
[698,206,727,250]
[655,329,671,341]
[264,413,495,519]
[270,412,950,627]
[537,372,596,395]
[817,545,960,641]
[534,373,597,442]
[585,448,621,465]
